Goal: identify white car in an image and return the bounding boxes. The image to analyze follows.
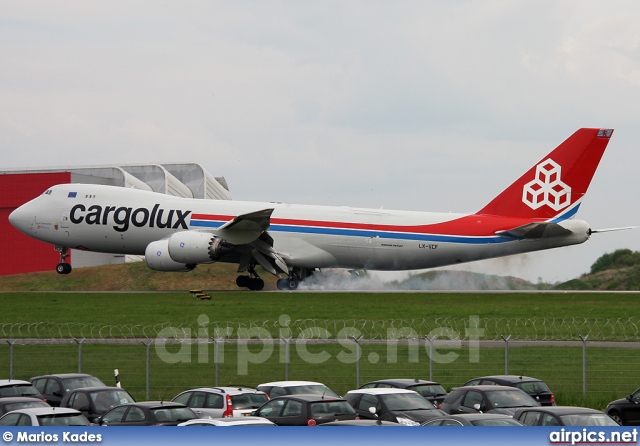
[256,381,340,399]
[171,387,269,418]
[178,416,275,426]
[0,407,90,426]
[0,380,44,400]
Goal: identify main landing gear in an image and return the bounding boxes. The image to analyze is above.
[235,263,265,291]
[55,246,72,275]
[276,268,315,291]
[276,277,299,290]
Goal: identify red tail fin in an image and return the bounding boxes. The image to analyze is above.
[477,128,613,220]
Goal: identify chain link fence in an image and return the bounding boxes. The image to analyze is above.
[2,317,640,340]
[2,317,639,409]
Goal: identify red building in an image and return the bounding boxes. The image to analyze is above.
[0,165,231,276]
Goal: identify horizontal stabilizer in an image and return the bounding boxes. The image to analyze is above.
[217,209,274,244]
[590,226,638,234]
[496,222,572,239]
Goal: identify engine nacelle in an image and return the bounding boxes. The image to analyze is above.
[145,239,196,272]
[167,231,235,264]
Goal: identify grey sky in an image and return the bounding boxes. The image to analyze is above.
[2,1,639,283]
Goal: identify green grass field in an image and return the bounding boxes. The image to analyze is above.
[1,291,639,411]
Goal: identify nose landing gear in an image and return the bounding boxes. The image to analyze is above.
[55,246,72,274]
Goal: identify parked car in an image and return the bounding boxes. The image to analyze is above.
[60,386,136,423]
[178,417,275,426]
[0,397,50,415]
[321,419,403,426]
[0,407,89,426]
[171,386,268,418]
[440,385,539,416]
[0,380,44,400]
[252,394,358,426]
[344,388,446,425]
[98,401,197,426]
[462,375,555,406]
[606,388,640,425]
[422,413,524,426]
[257,381,340,399]
[359,379,448,406]
[515,406,619,426]
[30,374,106,407]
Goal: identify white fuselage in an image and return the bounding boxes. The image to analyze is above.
[9,183,590,272]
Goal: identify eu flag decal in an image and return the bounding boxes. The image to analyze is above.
[68,192,77,198]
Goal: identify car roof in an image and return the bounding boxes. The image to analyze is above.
[182,386,265,395]
[347,388,418,395]
[444,413,516,420]
[258,381,326,387]
[179,417,275,426]
[515,406,604,415]
[451,385,525,392]
[67,386,128,393]
[5,407,80,415]
[321,419,402,426]
[361,379,441,386]
[0,397,48,404]
[0,380,32,386]
[117,401,187,409]
[270,394,347,403]
[468,375,542,383]
[30,374,95,379]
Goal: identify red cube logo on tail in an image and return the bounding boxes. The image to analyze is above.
[522,159,571,211]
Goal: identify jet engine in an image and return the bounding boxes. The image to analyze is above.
[145,239,196,272]
[167,231,235,264]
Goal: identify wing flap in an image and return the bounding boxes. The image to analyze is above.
[217,209,274,244]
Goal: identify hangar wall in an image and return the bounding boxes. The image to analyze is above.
[0,164,231,277]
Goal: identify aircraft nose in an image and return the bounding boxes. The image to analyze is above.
[9,203,34,234]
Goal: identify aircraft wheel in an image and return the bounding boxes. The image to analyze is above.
[247,278,264,291]
[286,278,299,290]
[56,263,71,275]
[276,279,289,290]
[236,275,250,288]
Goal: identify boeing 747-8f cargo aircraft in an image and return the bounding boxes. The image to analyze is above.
[9,128,618,290]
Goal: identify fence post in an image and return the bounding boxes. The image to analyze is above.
[579,334,588,396]
[6,340,16,380]
[211,337,221,387]
[142,341,151,400]
[350,336,363,388]
[74,338,85,373]
[501,335,511,375]
[280,337,291,381]
[425,336,434,381]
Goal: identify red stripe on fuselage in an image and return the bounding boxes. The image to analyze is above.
[191,213,540,237]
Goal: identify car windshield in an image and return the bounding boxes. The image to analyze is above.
[231,394,268,410]
[485,390,538,408]
[90,390,135,411]
[289,385,339,398]
[472,418,523,426]
[380,393,436,411]
[151,407,195,422]
[309,401,356,417]
[514,381,550,394]
[62,377,105,390]
[0,384,40,398]
[408,384,447,398]
[37,413,90,426]
[3,400,49,412]
[559,414,620,426]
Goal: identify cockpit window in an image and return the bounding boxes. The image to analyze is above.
[44,190,52,195]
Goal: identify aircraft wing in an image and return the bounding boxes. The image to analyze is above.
[217,208,274,244]
[496,222,573,239]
